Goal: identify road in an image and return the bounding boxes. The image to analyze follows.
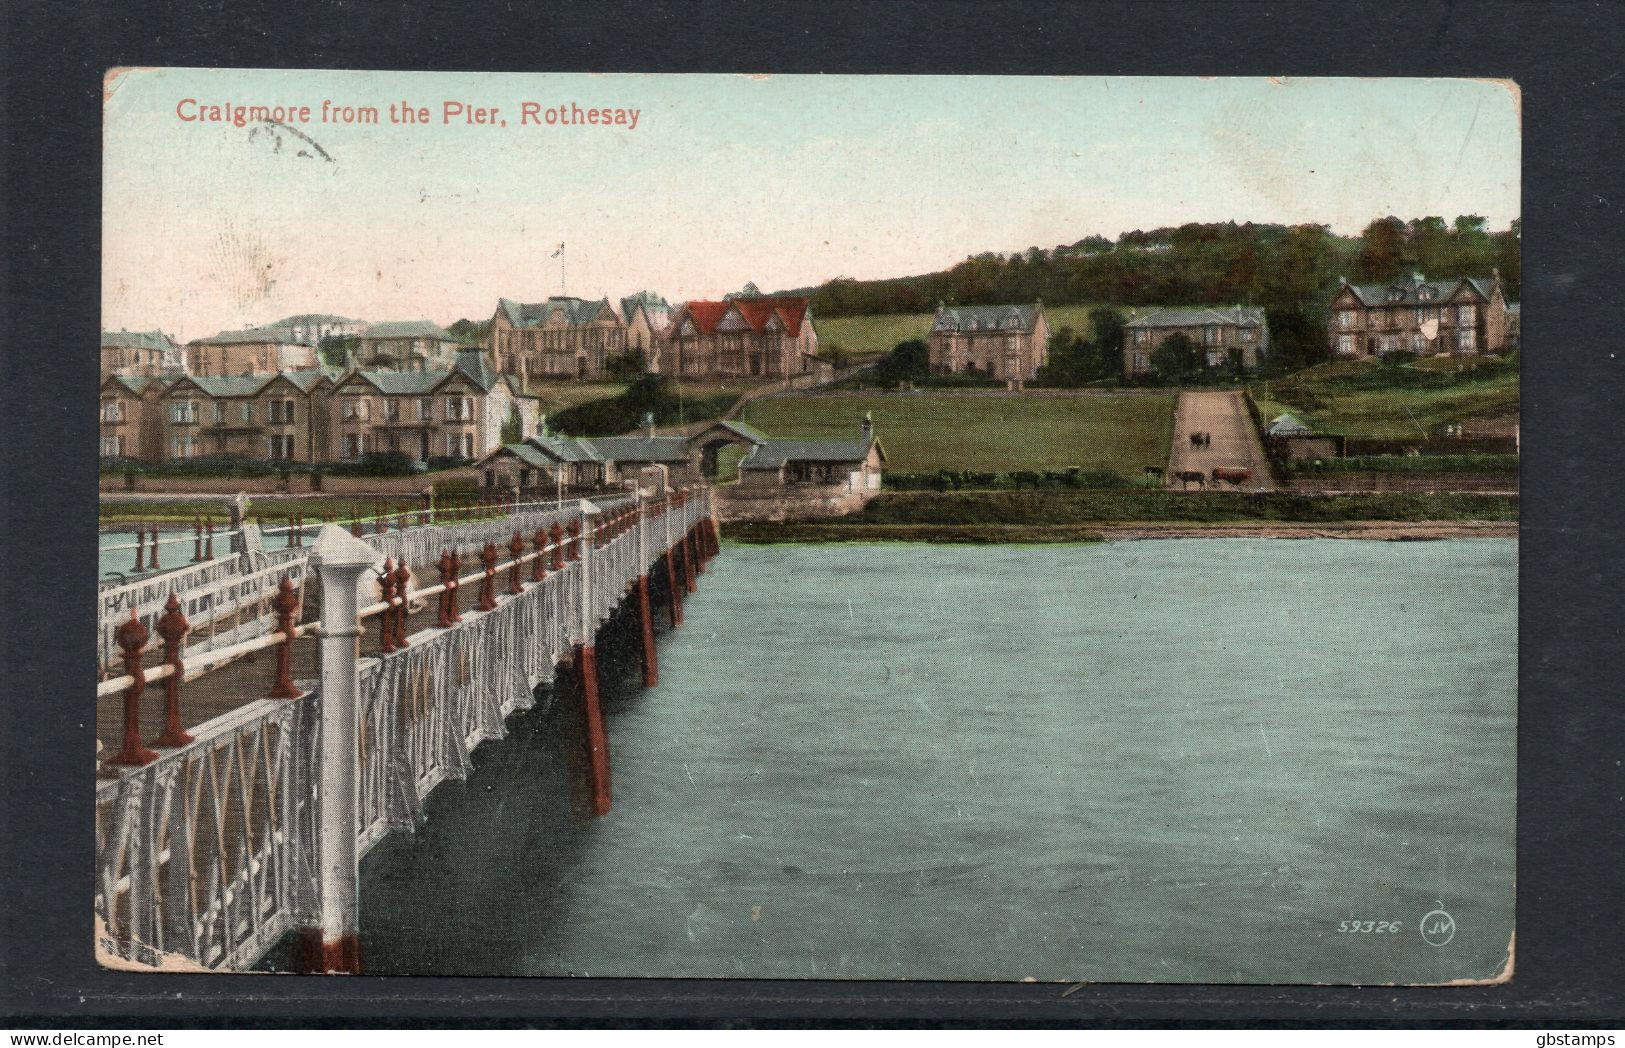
[1166,390,1275,492]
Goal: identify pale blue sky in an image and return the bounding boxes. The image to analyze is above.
[102,71,1520,341]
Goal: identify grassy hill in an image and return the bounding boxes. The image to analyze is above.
[738,391,1175,475]
[816,304,1111,362]
[1250,355,1520,439]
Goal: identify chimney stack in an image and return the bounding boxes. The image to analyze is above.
[643,411,655,438]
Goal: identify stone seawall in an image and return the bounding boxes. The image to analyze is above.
[715,485,874,523]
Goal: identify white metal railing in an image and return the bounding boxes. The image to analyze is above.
[95,486,714,971]
[95,694,320,970]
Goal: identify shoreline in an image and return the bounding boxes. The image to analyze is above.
[722,519,1518,544]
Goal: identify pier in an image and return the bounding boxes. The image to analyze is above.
[94,485,720,973]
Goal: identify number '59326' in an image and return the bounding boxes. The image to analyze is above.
[1338,920,1401,933]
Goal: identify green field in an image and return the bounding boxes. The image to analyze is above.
[1251,357,1520,439]
[816,304,1110,362]
[737,391,1176,474]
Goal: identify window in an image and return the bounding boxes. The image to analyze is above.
[100,435,123,457]
[214,402,226,423]
[242,402,254,423]
[1132,353,1150,372]
[1242,328,1256,343]
[417,397,432,420]
[446,433,462,458]
[1204,326,1219,345]
[171,436,197,459]
[463,433,474,459]
[1337,310,1354,330]
[1412,333,1427,354]
[342,397,367,421]
[1457,305,1474,325]
[1457,328,1475,351]
[1381,334,1397,354]
[386,398,401,422]
[172,400,198,423]
[445,396,474,421]
[1133,329,1147,346]
[1337,334,1355,356]
[267,434,294,459]
[1206,349,1224,367]
[100,400,123,423]
[343,434,362,459]
[1419,286,1435,302]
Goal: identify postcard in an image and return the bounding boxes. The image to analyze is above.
[95,70,1518,984]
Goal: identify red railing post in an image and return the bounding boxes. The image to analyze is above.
[374,503,387,535]
[269,576,304,699]
[350,505,363,538]
[108,612,158,766]
[204,519,215,561]
[396,506,407,532]
[152,593,194,748]
[435,551,455,627]
[508,532,526,595]
[566,520,581,561]
[550,523,566,571]
[376,559,397,653]
[392,561,411,648]
[447,550,464,622]
[148,523,161,570]
[478,543,498,611]
[192,519,204,562]
[533,528,548,582]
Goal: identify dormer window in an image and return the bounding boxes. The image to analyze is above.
[1388,288,1405,302]
[1419,286,1435,302]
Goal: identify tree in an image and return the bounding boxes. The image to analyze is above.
[1262,306,1327,375]
[318,334,359,369]
[1150,333,1202,384]
[874,338,931,385]
[1089,307,1126,357]
[603,350,648,383]
[499,402,523,444]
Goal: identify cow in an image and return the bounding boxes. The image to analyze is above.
[1174,469,1207,489]
[1211,466,1252,487]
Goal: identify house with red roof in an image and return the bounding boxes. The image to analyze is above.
[659,293,820,379]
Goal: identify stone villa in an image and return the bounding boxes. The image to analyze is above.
[1327,272,1515,358]
[1123,306,1269,375]
[927,301,1050,385]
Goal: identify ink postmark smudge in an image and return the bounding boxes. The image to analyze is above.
[246,119,335,163]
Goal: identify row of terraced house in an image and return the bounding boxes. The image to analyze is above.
[100,348,540,465]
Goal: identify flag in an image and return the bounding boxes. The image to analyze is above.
[551,243,564,258]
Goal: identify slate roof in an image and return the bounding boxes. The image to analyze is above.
[488,443,556,470]
[270,369,330,393]
[739,438,879,470]
[101,374,160,395]
[497,296,615,328]
[269,314,359,326]
[1125,306,1267,329]
[1339,275,1496,308]
[101,330,178,351]
[620,291,672,329]
[1505,302,1520,315]
[189,326,303,346]
[706,419,770,445]
[176,375,274,398]
[932,302,1043,334]
[523,433,605,464]
[585,435,691,462]
[337,350,503,395]
[359,320,456,341]
[1266,413,1315,437]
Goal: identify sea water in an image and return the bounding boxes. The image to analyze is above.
[341,539,1516,984]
